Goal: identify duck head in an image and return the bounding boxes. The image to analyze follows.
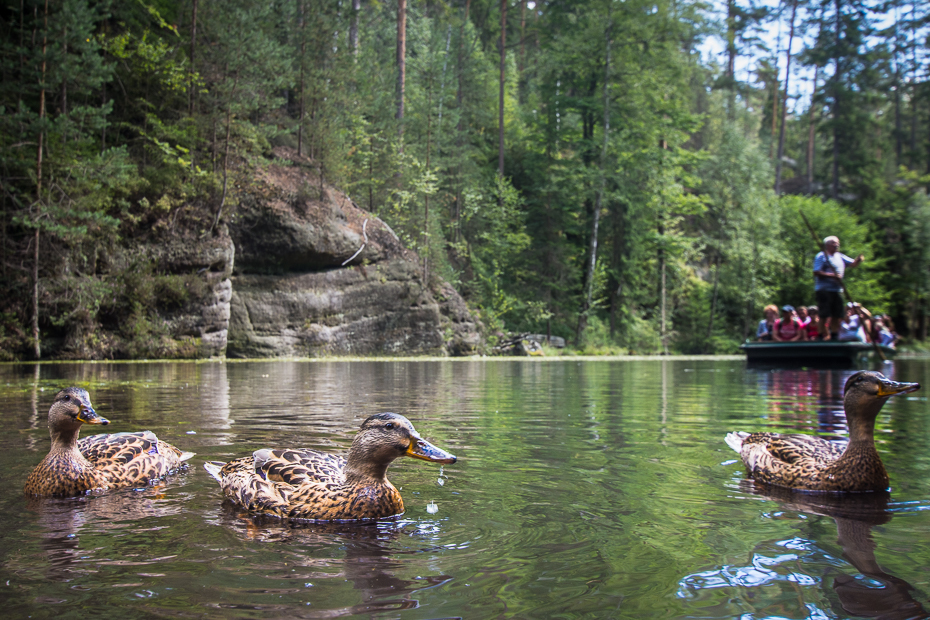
[843,371,919,430]
[48,387,109,444]
[346,412,456,482]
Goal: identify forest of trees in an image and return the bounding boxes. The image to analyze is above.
[1,0,930,358]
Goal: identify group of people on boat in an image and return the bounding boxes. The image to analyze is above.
[756,303,897,347]
[755,235,898,348]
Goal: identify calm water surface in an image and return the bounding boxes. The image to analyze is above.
[2,358,930,619]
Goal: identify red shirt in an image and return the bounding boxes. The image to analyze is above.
[775,318,802,340]
[805,320,819,340]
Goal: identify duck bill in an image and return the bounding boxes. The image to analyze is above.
[877,379,920,398]
[406,437,457,464]
[77,406,110,425]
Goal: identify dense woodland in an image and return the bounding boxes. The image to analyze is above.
[1,0,930,359]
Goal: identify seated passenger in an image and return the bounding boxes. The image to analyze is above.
[838,303,869,342]
[756,304,778,341]
[773,305,803,342]
[872,317,898,348]
[803,306,821,341]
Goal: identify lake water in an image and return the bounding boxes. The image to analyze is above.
[2,357,930,619]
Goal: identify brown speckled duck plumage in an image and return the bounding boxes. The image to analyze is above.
[24,387,195,496]
[204,412,457,522]
[725,371,920,493]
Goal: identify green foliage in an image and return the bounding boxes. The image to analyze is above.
[1,0,928,359]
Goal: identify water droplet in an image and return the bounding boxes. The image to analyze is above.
[426,501,439,514]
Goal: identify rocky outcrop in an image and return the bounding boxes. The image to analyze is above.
[17,155,479,361]
[222,152,481,357]
[148,234,235,358]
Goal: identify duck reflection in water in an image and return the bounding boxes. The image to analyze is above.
[213,502,455,617]
[22,482,192,582]
[678,485,929,619]
[745,484,929,620]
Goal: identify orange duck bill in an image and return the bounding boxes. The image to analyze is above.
[877,378,920,397]
[77,403,110,425]
[405,436,456,464]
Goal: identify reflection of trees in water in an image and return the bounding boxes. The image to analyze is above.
[209,502,455,618]
[753,365,903,439]
[679,483,929,619]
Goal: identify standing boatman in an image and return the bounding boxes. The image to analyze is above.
[813,235,863,340]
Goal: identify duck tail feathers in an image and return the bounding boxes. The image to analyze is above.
[203,461,224,483]
[178,451,196,462]
[725,431,749,454]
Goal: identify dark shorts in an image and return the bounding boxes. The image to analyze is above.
[816,289,844,320]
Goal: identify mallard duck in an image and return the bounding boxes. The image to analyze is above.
[725,371,920,492]
[203,412,456,521]
[24,387,195,497]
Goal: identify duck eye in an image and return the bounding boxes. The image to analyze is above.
[385,422,395,430]
[62,395,70,402]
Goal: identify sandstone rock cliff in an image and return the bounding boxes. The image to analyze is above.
[220,154,481,357]
[33,153,480,360]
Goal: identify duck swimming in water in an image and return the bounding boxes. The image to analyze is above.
[725,371,920,493]
[24,387,195,496]
[203,412,456,521]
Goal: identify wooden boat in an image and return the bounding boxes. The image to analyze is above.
[740,341,896,367]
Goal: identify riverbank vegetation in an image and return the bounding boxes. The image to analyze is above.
[2,0,929,359]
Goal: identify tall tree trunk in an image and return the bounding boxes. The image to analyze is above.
[350,0,360,54]
[297,60,305,156]
[188,0,198,116]
[60,30,67,145]
[910,1,919,167]
[211,117,217,173]
[831,110,839,199]
[518,0,526,102]
[454,0,471,244]
[32,228,40,359]
[369,134,374,211]
[659,222,668,355]
[423,66,433,282]
[396,0,406,143]
[210,72,238,235]
[297,0,305,157]
[769,63,778,159]
[437,26,452,137]
[577,15,611,344]
[519,0,526,71]
[210,106,233,235]
[725,0,736,119]
[705,259,719,350]
[498,0,507,177]
[774,0,797,194]
[100,81,106,151]
[831,0,842,200]
[807,65,819,193]
[894,75,902,167]
[926,92,930,175]
[609,201,627,338]
[33,0,49,360]
[892,9,902,167]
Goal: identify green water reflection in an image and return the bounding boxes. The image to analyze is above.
[1,358,929,618]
